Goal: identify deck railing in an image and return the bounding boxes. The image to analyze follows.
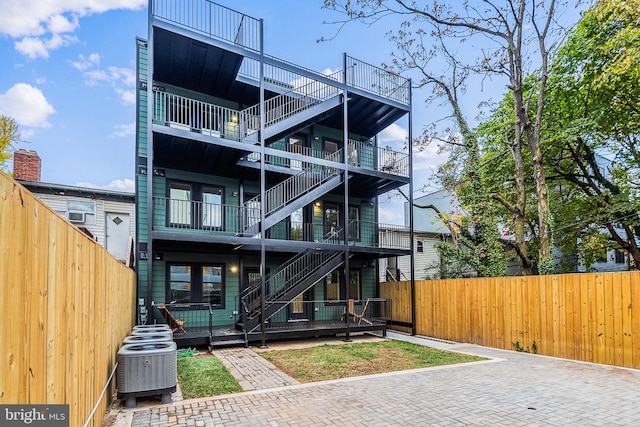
[152,0,261,51]
[152,1,409,106]
[153,197,245,234]
[263,298,388,331]
[153,91,259,142]
[346,55,411,105]
[153,303,213,336]
[347,139,410,177]
[242,165,338,230]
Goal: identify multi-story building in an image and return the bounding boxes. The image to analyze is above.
[136,0,413,348]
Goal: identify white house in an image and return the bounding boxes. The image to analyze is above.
[13,149,136,263]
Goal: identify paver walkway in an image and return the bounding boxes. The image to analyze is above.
[212,348,300,391]
[105,332,640,426]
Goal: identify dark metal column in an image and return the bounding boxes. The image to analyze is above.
[408,81,416,336]
[342,53,351,342]
[258,18,268,349]
[145,0,154,324]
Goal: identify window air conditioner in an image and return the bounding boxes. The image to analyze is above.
[67,211,86,223]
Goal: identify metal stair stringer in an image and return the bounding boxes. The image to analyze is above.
[241,249,349,333]
[241,166,347,236]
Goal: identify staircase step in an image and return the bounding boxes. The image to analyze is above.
[209,339,247,349]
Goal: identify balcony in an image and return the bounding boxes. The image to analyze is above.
[152,197,410,250]
[150,0,410,108]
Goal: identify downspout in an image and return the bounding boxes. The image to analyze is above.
[258,18,267,349]
[408,80,416,336]
[145,0,155,323]
[343,53,351,342]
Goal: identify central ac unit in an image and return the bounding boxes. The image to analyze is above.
[67,211,86,223]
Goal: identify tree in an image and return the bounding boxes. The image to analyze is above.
[323,0,577,274]
[543,0,640,268]
[0,115,19,172]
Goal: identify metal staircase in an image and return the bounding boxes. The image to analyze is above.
[241,165,345,236]
[239,247,348,333]
[239,70,342,144]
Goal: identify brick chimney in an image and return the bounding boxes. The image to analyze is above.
[13,149,41,182]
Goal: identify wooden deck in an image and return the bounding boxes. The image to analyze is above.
[172,320,387,349]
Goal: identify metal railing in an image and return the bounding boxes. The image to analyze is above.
[241,69,342,129]
[153,91,258,142]
[348,139,410,178]
[376,223,412,249]
[240,249,342,325]
[152,0,261,51]
[153,302,213,336]
[242,165,339,230]
[152,2,409,107]
[263,298,388,331]
[346,55,411,105]
[153,197,244,234]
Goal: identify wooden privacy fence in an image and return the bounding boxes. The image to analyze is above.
[381,271,640,369]
[0,173,137,426]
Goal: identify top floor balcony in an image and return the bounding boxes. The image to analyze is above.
[150,0,411,107]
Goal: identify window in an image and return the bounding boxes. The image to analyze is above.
[167,263,225,307]
[67,199,96,224]
[169,265,191,303]
[202,266,223,305]
[290,208,304,241]
[417,241,424,253]
[168,182,225,230]
[169,183,191,226]
[323,269,362,301]
[615,250,626,264]
[348,206,360,240]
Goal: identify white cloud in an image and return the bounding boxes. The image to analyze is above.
[15,33,78,59]
[111,122,136,138]
[379,123,408,144]
[0,83,55,127]
[72,54,136,104]
[71,53,100,71]
[0,0,146,57]
[75,178,135,193]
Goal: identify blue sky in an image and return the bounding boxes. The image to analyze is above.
[0,1,586,224]
[0,0,447,224]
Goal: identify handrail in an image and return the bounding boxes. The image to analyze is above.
[241,69,342,129]
[152,1,408,105]
[242,165,339,230]
[152,91,258,143]
[152,0,261,51]
[347,139,410,177]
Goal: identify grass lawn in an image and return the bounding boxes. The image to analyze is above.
[177,355,242,399]
[259,339,486,383]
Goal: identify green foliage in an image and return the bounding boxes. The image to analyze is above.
[544,0,640,268]
[0,115,19,172]
[512,340,538,354]
[177,354,242,398]
[259,340,486,383]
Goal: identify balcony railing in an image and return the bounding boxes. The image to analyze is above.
[153,91,258,143]
[152,0,261,51]
[261,299,388,331]
[152,197,410,249]
[153,197,246,234]
[151,1,409,106]
[346,56,410,105]
[348,139,410,178]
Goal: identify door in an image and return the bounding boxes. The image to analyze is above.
[243,267,262,314]
[288,290,312,321]
[105,212,130,262]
